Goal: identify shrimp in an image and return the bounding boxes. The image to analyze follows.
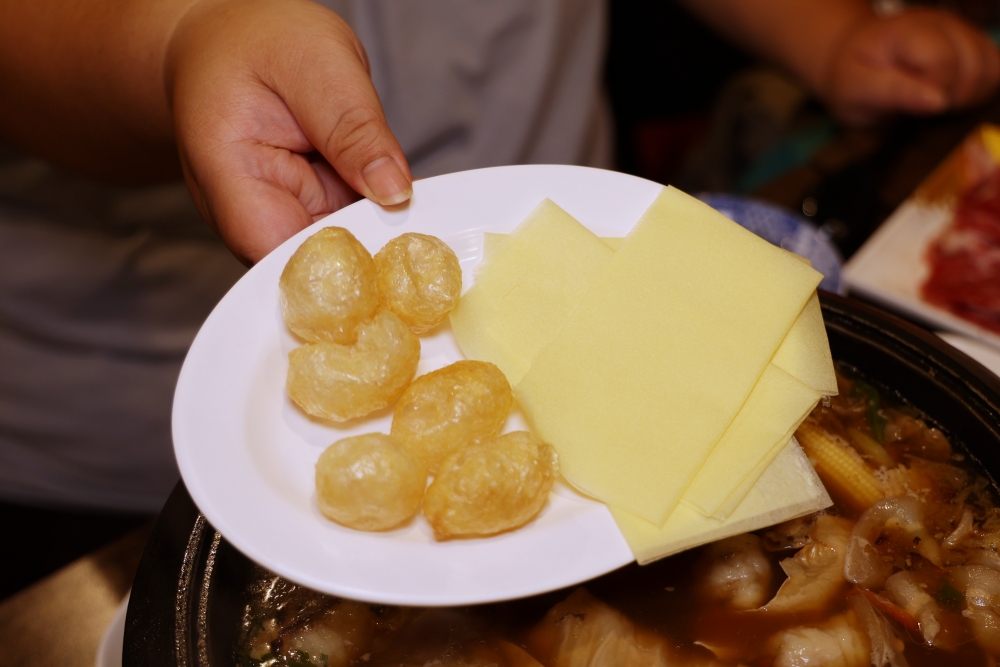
[844,497,943,589]
[848,592,909,667]
[701,534,773,610]
[767,613,870,667]
[952,564,1000,655]
[760,515,853,614]
[884,571,947,648]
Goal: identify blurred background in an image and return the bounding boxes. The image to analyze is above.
[609,0,1000,259]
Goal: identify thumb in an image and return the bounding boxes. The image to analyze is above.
[267,15,413,207]
[168,0,412,263]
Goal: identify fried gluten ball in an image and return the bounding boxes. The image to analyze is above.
[423,431,558,539]
[391,360,512,473]
[316,433,427,531]
[280,227,379,344]
[287,310,420,422]
[374,233,462,334]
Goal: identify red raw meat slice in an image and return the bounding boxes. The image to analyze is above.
[922,170,1000,334]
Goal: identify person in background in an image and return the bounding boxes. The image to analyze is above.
[0,0,996,513]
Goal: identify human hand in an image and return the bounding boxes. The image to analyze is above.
[822,9,1000,125]
[167,0,411,264]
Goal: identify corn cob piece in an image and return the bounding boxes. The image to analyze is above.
[796,420,884,513]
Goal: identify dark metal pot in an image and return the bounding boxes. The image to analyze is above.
[123,293,1000,667]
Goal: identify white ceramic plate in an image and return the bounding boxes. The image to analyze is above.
[938,331,1000,379]
[174,165,847,606]
[174,165,850,606]
[173,165,664,606]
[844,201,1000,349]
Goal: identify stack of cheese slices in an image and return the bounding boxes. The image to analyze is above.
[450,186,835,564]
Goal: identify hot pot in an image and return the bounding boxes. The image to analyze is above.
[122,292,1000,667]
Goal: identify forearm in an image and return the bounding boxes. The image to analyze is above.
[678,0,873,93]
[0,0,202,182]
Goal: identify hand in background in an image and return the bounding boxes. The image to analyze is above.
[822,9,1000,125]
[168,0,411,264]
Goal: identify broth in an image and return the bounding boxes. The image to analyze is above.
[236,368,1000,667]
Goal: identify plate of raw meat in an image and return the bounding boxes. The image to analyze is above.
[845,123,1000,348]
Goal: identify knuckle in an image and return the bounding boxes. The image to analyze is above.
[324,106,385,165]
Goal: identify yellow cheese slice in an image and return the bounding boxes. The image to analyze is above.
[515,186,823,524]
[450,200,614,385]
[772,292,838,395]
[610,440,832,565]
[473,211,835,523]
[481,233,834,395]
[483,231,622,256]
[481,232,506,257]
[711,409,814,520]
[680,364,821,518]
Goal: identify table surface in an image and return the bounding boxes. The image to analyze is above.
[0,524,151,667]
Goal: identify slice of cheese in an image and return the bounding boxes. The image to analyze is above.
[450,200,613,385]
[478,235,834,396]
[680,364,821,518]
[482,230,833,520]
[711,411,813,520]
[515,186,823,524]
[483,231,622,255]
[772,292,837,395]
[481,232,508,258]
[610,440,832,565]
[472,209,836,525]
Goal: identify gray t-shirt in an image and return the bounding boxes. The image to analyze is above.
[323,0,612,177]
[0,152,246,511]
[0,0,610,511]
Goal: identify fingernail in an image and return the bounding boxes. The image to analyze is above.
[363,157,412,206]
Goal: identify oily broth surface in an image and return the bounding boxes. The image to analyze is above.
[236,367,1000,667]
